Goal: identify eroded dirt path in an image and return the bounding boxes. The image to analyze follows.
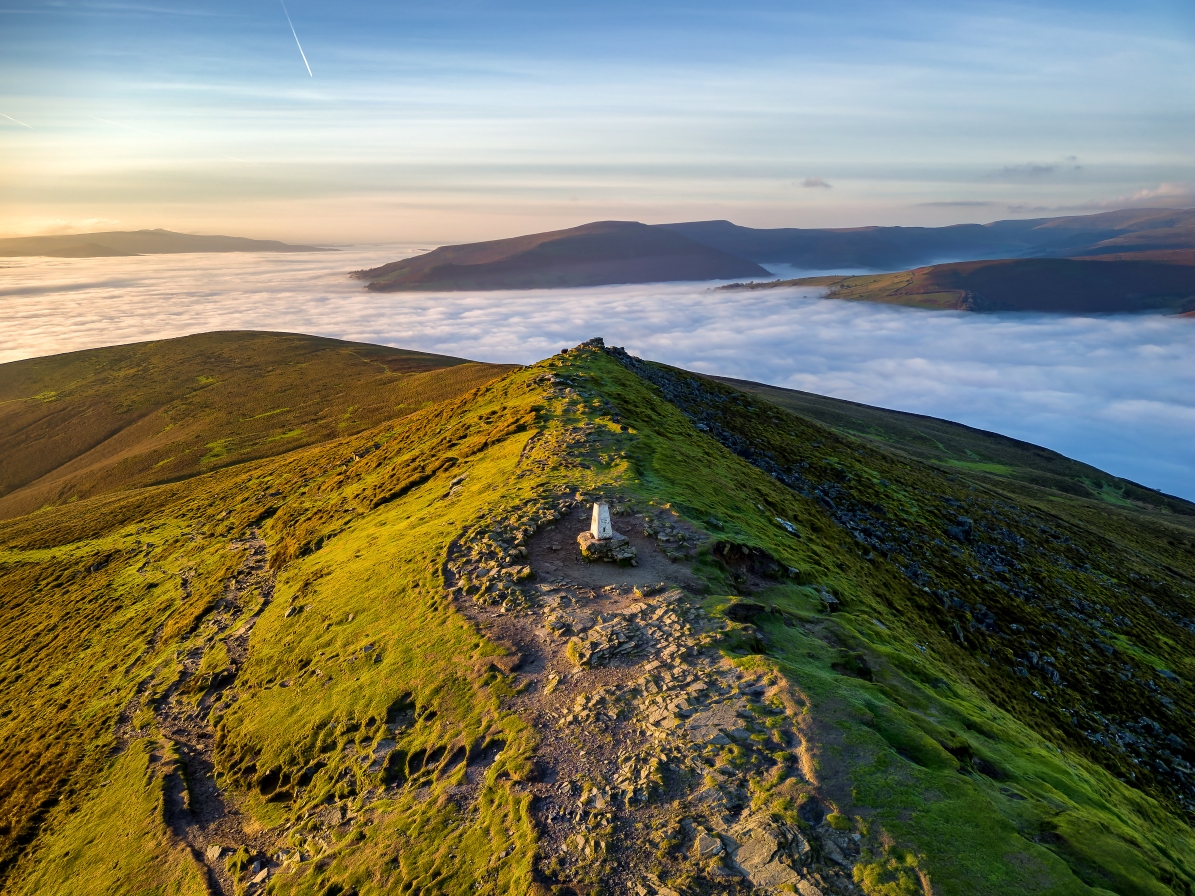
[449,497,863,895]
[118,534,278,895]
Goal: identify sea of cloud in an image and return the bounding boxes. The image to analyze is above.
[2,248,1193,500]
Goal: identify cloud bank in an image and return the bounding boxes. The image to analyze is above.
[2,250,1193,500]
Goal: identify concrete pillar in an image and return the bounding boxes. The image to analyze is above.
[590,502,613,539]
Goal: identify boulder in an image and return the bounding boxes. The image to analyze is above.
[732,825,801,887]
[694,831,724,858]
[577,531,637,563]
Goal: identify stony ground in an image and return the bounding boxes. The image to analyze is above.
[117,534,280,895]
[448,497,863,895]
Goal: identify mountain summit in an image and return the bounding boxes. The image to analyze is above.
[1,333,1192,895]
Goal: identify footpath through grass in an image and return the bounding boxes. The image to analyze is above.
[0,339,1192,895]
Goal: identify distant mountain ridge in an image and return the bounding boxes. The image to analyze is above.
[0,229,330,258]
[661,207,1195,270]
[352,220,769,291]
[351,208,1195,300]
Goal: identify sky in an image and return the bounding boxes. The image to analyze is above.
[4,250,1194,501]
[2,0,1195,242]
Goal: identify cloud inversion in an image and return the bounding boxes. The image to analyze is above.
[2,250,1193,500]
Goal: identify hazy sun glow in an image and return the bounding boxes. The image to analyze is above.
[2,0,1194,242]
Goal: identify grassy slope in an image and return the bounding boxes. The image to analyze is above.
[1,337,1192,895]
[710,375,1195,522]
[577,347,1195,895]
[0,331,512,520]
[727,259,1195,313]
[0,367,553,894]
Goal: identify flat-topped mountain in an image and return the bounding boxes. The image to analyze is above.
[725,256,1195,313]
[352,220,769,291]
[1,332,1193,896]
[663,207,1195,270]
[0,229,329,258]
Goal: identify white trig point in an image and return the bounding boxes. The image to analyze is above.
[591,502,613,540]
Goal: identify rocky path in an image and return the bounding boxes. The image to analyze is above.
[119,534,279,895]
[449,497,863,895]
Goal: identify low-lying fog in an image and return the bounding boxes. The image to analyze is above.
[3,248,1193,500]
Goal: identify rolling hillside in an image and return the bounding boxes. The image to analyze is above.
[1,334,1193,896]
[0,230,328,258]
[724,257,1195,313]
[352,221,768,291]
[0,331,512,519]
[711,375,1195,516]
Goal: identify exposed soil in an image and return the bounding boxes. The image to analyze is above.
[449,498,863,895]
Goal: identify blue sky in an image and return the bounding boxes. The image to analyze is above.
[2,0,1194,241]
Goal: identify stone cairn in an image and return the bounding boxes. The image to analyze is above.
[577,502,637,564]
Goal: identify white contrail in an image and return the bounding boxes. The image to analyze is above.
[0,111,33,129]
[279,0,313,77]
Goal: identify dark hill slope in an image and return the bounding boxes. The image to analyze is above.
[1,336,1193,896]
[709,375,1195,518]
[662,207,1195,270]
[352,220,768,291]
[725,257,1195,313]
[0,332,512,519]
[0,230,327,258]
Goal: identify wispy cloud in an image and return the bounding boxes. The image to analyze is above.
[1006,182,1195,215]
[2,250,1193,500]
[800,177,832,189]
[915,200,999,208]
[989,158,1084,180]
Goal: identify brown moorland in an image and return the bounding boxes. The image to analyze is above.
[724,257,1195,313]
[0,331,512,519]
[352,220,768,291]
[0,230,327,258]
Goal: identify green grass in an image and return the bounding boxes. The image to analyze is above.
[944,459,1017,475]
[558,345,1195,894]
[8,740,208,896]
[0,335,1192,895]
[0,331,513,520]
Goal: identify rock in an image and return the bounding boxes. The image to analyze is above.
[251,868,269,885]
[694,831,724,858]
[820,833,850,867]
[204,844,224,862]
[733,826,800,887]
[577,531,637,563]
[797,881,826,896]
[775,517,800,536]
